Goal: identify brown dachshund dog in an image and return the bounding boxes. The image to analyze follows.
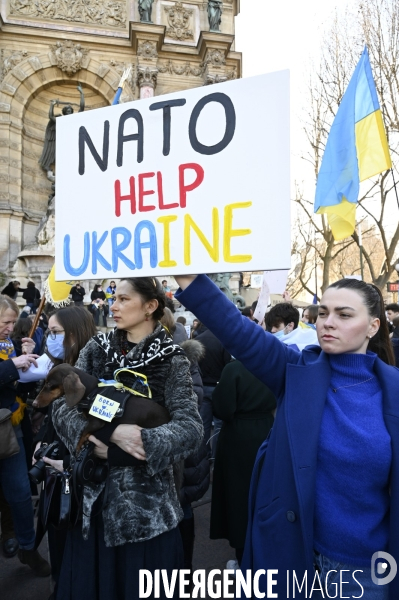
[34,364,170,452]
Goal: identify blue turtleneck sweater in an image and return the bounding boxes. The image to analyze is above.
[313,352,391,566]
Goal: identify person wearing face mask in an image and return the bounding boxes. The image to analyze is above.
[19,306,97,591]
[264,302,319,351]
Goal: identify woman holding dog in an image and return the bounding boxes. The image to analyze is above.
[51,277,203,600]
[29,306,97,590]
[174,275,398,600]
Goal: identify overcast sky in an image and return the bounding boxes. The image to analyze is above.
[235,0,350,195]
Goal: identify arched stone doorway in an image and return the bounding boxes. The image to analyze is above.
[22,80,109,218]
[0,53,133,278]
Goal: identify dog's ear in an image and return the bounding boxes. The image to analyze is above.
[63,372,86,407]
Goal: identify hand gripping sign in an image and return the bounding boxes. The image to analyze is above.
[55,72,290,280]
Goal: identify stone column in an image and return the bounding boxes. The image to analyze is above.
[137,65,158,99]
[136,39,159,98]
[197,32,235,86]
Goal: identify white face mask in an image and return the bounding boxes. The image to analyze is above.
[273,325,289,340]
[47,334,65,359]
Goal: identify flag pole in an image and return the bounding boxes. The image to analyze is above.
[112,66,132,106]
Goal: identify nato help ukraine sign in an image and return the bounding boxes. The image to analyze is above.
[55,71,290,280]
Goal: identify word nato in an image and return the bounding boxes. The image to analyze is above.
[78,92,236,175]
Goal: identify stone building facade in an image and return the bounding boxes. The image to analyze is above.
[0,0,241,285]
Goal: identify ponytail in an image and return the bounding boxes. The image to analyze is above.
[328,279,395,366]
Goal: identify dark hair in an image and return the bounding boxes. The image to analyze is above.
[241,306,253,318]
[120,277,165,321]
[265,303,299,332]
[51,305,97,366]
[10,318,31,341]
[327,279,395,366]
[162,280,167,284]
[385,303,399,313]
[165,296,175,314]
[176,316,186,325]
[93,284,102,292]
[303,305,319,324]
[27,281,35,288]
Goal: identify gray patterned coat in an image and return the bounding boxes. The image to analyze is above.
[51,325,203,547]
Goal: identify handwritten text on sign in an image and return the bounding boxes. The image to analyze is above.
[55,72,290,279]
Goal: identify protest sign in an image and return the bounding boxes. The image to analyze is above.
[55,71,290,280]
[252,270,289,323]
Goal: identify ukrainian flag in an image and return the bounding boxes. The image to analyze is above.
[314,47,391,241]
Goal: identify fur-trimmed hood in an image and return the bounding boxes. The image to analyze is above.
[180,339,205,365]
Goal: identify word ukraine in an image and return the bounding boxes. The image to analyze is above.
[64,162,252,276]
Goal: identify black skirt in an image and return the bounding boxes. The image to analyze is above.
[56,515,184,600]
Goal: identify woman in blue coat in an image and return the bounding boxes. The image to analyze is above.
[175,274,397,600]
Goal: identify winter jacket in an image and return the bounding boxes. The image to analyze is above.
[195,326,231,386]
[70,285,86,302]
[1,283,18,299]
[0,358,19,409]
[179,340,210,506]
[51,324,203,547]
[210,360,275,549]
[175,275,399,600]
[22,286,40,304]
[172,322,188,344]
[90,290,106,302]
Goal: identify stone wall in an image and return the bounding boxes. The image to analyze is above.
[0,0,241,285]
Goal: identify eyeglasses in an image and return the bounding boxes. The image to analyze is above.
[48,329,65,340]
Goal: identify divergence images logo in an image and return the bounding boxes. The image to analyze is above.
[371,552,397,586]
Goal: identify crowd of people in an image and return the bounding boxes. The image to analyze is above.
[1,274,399,599]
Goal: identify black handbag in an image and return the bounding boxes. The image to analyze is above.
[35,467,75,549]
[40,468,72,530]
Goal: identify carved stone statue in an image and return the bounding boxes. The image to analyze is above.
[206,272,233,301]
[207,0,222,32]
[138,0,154,23]
[39,84,85,182]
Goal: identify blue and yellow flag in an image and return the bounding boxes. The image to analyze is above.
[314,47,391,240]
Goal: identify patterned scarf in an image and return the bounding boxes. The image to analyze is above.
[0,337,16,361]
[92,325,185,403]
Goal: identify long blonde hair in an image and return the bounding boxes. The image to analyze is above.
[0,295,19,317]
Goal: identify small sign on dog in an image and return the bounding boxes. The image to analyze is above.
[89,394,120,422]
